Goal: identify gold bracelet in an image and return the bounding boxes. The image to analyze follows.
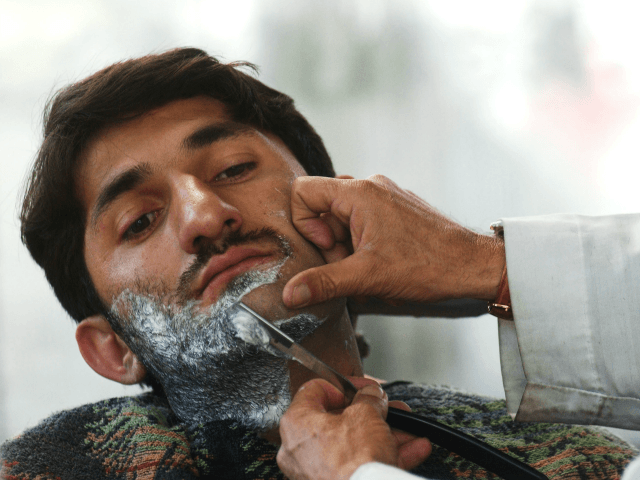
[487,221,513,320]
[488,264,513,320]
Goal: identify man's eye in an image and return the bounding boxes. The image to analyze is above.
[124,212,157,240]
[215,162,256,181]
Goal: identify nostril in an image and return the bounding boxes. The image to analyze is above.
[224,218,235,228]
[193,235,205,249]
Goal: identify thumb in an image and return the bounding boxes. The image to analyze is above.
[283,253,373,308]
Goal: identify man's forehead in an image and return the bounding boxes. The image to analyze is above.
[87,96,232,155]
[76,97,235,204]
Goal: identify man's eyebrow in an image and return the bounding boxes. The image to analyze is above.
[182,122,253,150]
[90,162,154,227]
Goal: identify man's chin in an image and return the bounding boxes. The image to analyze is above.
[110,272,325,430]
[155,310,324,430]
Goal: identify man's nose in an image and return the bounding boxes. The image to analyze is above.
[173,175,242,254]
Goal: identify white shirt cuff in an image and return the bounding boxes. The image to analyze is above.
[621,455,640,480]
[500,214,640,429]
[350,462,428,480]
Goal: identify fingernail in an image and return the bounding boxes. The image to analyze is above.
[291,284,311,307]
[361,384,385,399]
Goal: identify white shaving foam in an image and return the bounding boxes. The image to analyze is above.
[231,309,271,347]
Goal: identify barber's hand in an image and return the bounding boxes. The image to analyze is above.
[277,377,431,480]
[283,175,505,308]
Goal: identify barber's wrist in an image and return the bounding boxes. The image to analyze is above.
[483,223,513,319]
[487,262,513,319]
[468,233,506,301]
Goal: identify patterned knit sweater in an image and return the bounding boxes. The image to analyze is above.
[1,382,636,479]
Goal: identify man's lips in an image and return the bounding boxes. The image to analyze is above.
[196,247,277,303]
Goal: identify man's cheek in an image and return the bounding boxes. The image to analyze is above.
[260,189,293,221]
[266,208,290,224]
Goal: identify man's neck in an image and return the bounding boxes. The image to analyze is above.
[261,307,363,444]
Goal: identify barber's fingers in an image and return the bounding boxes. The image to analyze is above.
[319,212,351,244]
[389,400,411,412]
[288,378,351,414]
[349,382,389,419]
[386,400,432,468]
[289,175,401,251]
[349,386,431,470]
[349,383,431,470]
[289,177,353,249]
[287,377,389,418]
[317,240,352,266]
[287,377,386,413]
[290,176,355,222]
[286,174,420,308]
[319,175,356,245]
[283,251,377,308]
[398,437,432,471]
[313,213,352,265]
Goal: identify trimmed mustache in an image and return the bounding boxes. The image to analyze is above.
[174,227,293,304]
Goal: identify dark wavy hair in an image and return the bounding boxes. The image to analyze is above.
[20,47,334,328]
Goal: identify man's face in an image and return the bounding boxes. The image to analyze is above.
[79,96,330,320]
[77,96,352,429]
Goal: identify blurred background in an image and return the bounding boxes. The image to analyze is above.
[2,0,640,447]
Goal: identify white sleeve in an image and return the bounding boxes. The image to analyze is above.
[622,455,640,479]
[350,462,430,480]
[498,214,640,429]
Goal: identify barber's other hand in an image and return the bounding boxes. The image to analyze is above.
[277,377,431,480]
[283,175,505,308]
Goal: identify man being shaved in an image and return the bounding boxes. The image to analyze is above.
[1,48,634,480]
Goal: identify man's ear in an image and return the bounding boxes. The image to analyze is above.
[76,316,146,385]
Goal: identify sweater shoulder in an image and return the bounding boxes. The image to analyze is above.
[383,381,637,479]
[0,393,199,480]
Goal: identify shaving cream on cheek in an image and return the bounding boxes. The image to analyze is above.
[268,209,288,219]
[229,305,325,363]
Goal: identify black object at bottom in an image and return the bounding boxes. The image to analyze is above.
[386,408,548,480]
